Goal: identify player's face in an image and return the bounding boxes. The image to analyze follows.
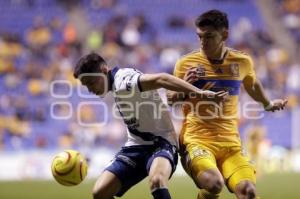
[196,26,227,56]
[80,71,108,96]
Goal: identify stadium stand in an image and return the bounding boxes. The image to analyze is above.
[0,0,299,152]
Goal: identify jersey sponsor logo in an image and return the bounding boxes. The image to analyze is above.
[196,66,206,77]
[229,63,240,77]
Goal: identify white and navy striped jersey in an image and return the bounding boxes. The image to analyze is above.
[110,67,177,147]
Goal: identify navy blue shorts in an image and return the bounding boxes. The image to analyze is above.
[105,140,178,197]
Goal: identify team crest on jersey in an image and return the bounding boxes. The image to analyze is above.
[196,65,206,76]
[229,63,240,77]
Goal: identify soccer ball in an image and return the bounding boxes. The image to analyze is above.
[51,150,88,186]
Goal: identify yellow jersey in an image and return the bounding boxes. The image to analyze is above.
[174,48,256,146]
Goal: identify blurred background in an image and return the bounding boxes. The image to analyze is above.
[0,0,300,198]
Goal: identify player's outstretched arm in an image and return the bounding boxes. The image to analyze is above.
[243,78,288,112]
[166,67,201,105]
[139,73,228,103]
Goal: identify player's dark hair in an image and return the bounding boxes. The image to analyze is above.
[195,9,229,30]
[73,53,106,79]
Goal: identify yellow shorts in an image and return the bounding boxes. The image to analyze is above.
[180,142,256,192]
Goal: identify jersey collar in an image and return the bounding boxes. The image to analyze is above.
[200,47,229,64]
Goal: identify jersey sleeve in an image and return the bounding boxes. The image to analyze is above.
[173,58,186,79]
[114,68,143,95]
[243,56,256,87]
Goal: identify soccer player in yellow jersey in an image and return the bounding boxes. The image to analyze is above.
[168,10,288,199]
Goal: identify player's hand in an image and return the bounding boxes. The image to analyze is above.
[264,99,288,112]
[201,90,229,103]
[183,67,201,84]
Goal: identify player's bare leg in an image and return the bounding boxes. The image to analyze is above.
[195,169,224,199]
[148,157,173,199]
[233,180,256,199]
[92,170,122,199]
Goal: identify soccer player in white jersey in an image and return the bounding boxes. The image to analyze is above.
[73,53,228,199]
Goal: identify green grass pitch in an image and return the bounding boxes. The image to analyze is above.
[0,173,299,199]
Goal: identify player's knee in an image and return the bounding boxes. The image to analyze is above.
[246,187,256,199]
[245,182,256,198]
[235,181,256,199]
[92,186,110,199]
[207,177,224,194]
[92,188,103,199]
[196,172,224,194]
[149,173,167,190]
